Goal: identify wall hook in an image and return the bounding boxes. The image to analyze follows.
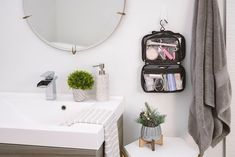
[71,46,76,55]
[22,15,32,19]
[160,19,168,31]
[117,12,126,16]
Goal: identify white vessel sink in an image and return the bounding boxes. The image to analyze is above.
[0,92,124,150]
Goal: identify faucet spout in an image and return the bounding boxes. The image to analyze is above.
[37,80,52,88]
[37,71,57,100]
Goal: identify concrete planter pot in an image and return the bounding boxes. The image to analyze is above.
[141,125,162,142]
[72,89,87,102]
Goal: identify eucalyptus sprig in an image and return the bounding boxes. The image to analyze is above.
[136,102,166,127]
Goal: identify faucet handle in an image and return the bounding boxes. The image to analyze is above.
[40,71,55,80]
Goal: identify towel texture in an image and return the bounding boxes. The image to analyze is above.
[65,109,120,157]
[189,0,231,155]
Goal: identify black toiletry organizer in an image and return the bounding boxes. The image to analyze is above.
[141,30,186,93]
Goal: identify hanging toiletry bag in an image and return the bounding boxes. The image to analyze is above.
[141,30,186,93]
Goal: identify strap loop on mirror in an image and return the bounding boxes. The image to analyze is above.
[117,12,126,15]
[22,15,32,19]
[72,46,76,55]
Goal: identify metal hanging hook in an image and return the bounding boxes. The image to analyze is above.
[71,45,76,55]
[160,19,168,31]
[22,15,32,19]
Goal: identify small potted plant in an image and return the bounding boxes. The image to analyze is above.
[136,102,166,143]
[67,70,94,102]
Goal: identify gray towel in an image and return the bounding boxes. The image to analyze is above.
[189,0,232,156]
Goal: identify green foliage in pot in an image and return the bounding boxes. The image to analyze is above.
[136,102,166,127]
[67,70,94,90]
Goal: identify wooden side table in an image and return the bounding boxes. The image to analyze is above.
[124,137,197,157]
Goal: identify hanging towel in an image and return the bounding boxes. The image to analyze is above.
[189,0,232,156]
[64,108,120,157]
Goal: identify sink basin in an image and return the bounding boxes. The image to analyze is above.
[0,92,124,150]
[0,93,94,125]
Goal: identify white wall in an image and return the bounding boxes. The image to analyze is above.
[227,0,235,156]
[0,0,231,157]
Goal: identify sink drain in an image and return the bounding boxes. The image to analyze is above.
[61,105,66,110]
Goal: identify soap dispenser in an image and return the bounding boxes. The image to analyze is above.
[93,64,109,101]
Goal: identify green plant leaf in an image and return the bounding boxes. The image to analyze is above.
[67,70,94,90]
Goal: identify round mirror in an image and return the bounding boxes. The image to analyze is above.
[23,0,125,53]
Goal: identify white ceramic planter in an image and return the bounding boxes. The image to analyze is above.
[72,89,87,102]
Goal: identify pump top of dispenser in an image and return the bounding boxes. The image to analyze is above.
[93,64,106,75]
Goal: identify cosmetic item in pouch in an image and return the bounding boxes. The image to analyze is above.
[144,74,155,91]
[172,52,176,60]
[158,47,166,60]
[174,73,183,90]
[167,74,176,91]
[162,48,174,60]
[148,74,164,91]
[146,46,158,60]
[162,74,168,91]
[93,64,109,101]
